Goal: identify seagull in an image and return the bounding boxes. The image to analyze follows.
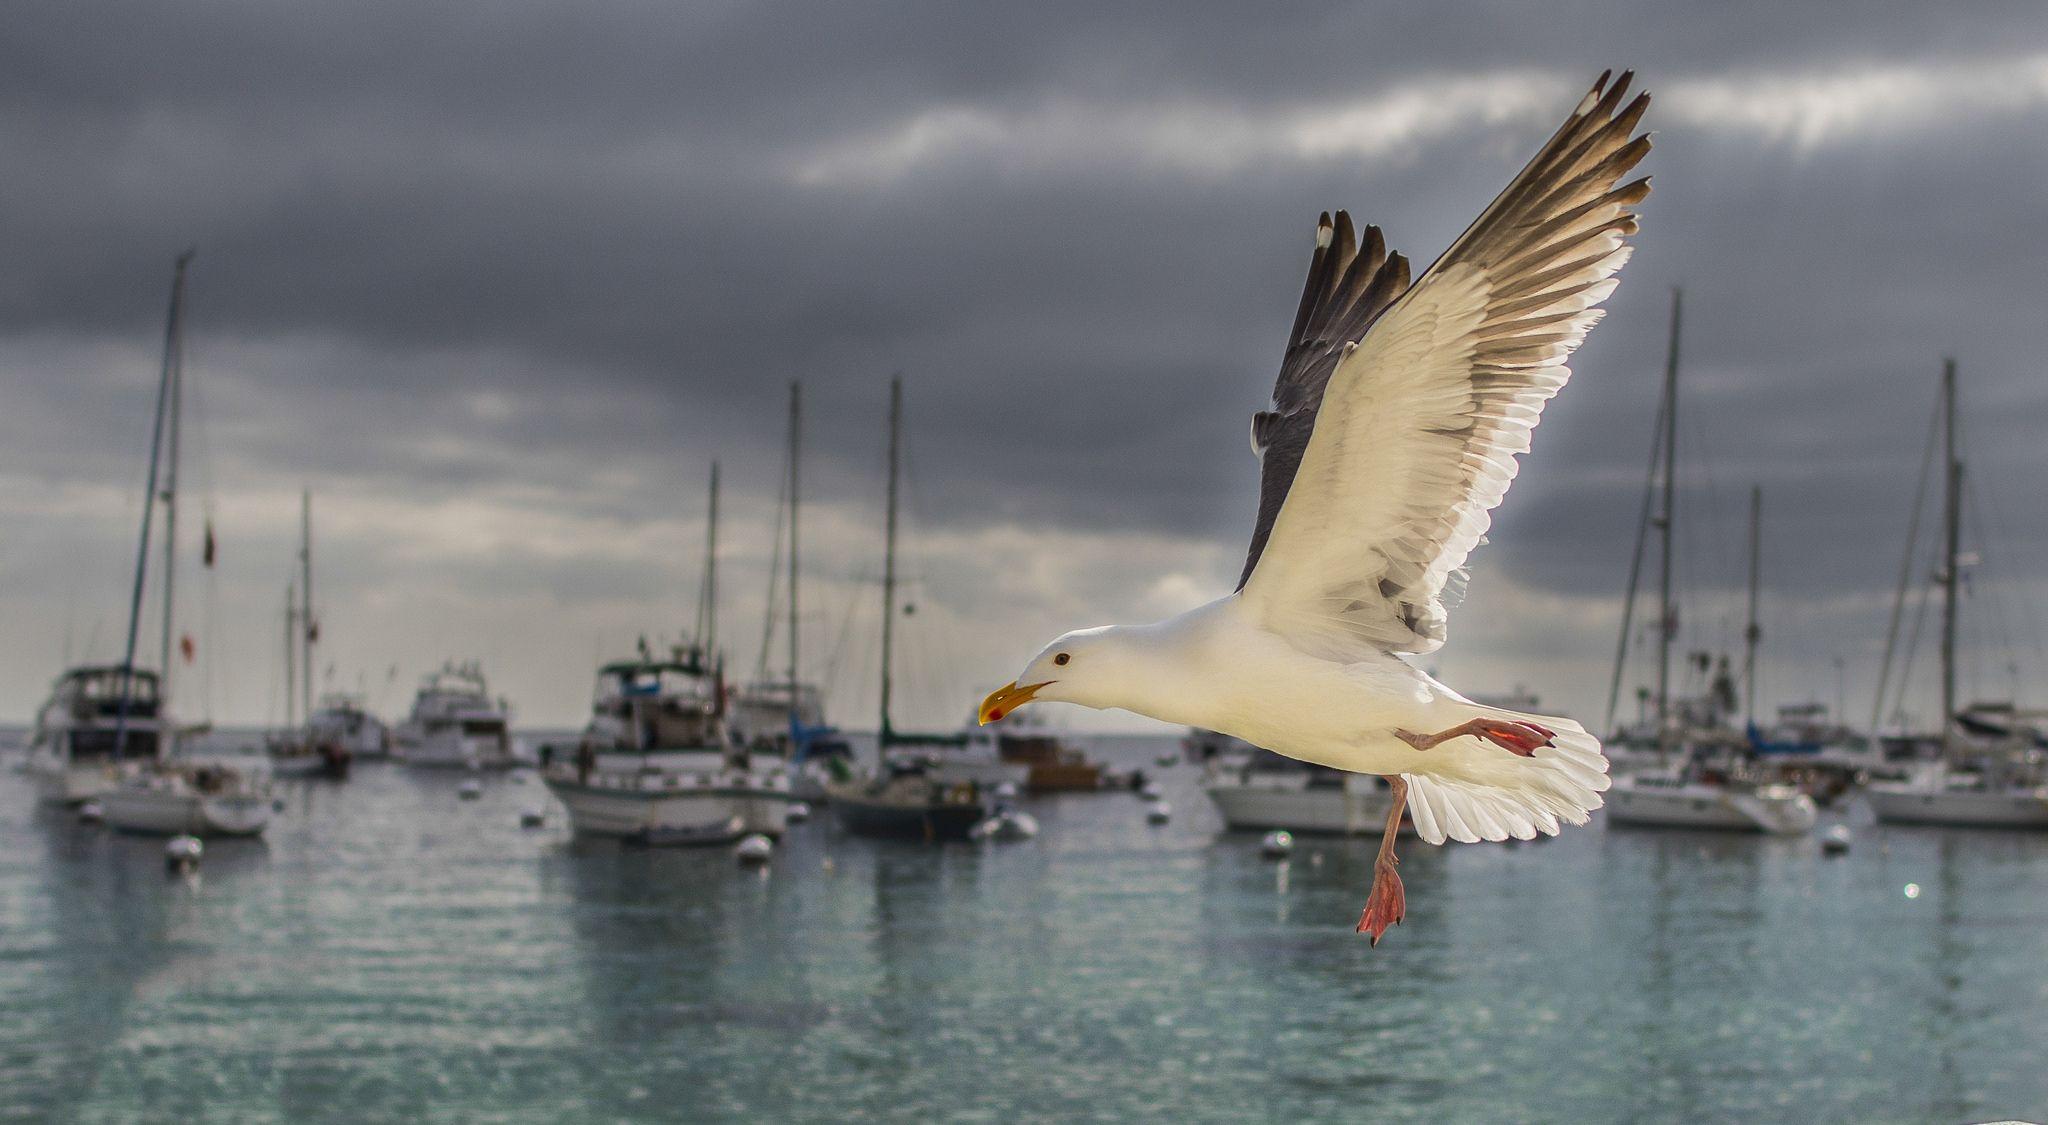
[979,70,1651,944]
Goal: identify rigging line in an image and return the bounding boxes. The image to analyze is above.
[1606,383,1668,733]
[1961,476,2023,695]
[1892,575,1934,729]
[1965,437,2048,668]
[1870,386,1944,732]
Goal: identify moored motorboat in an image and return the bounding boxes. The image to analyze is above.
[25,666,171,804]
[395,661,515,769]
[543,649,791,843]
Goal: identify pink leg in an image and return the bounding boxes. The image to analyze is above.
[1395,718,1555,757]
[1356,776,1408,946]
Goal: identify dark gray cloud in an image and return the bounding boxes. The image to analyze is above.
[4,0,2047,726]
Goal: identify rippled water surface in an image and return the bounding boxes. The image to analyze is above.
[3,737,2046,1123]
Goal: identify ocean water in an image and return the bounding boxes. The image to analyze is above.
[2,736,2045,1123]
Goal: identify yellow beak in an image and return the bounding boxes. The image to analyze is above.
[978,681,1050,725]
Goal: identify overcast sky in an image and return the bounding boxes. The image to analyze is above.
[4,1,2047,733]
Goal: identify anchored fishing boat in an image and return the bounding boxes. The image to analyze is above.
[543,649,791,844]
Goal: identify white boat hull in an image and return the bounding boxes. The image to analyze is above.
[1204,776,1401,835]
[101,788,272,837]
[1605,780,1817,834]
[1866,785,2048,828]
[399,729,517,770]
[544,770,790,841]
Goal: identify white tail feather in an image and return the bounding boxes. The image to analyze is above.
[1403,711,1608,846]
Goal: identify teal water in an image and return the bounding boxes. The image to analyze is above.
[2,744,2045,1123]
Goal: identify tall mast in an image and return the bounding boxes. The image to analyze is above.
[698,461,720,657]
[114,250,193,758]
[1655,288,1681,753]
[284,582,298,731]
[880,376,902,747]
[1940,358,1960,750]
[1743,485,1761,728]
[301,490,314,724]
[787,381,801,714]
[159,278,186,701]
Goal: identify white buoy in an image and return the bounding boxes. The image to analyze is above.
[1146,799,1172,825]
[1821,824,1852,856]
[786,801,812,823]
[78,802,104,824]
[459,779,483,800]
[735,834,774,864]
[165,835,203,872]
[1260,830,1294,859]
[1139,781,1165,800]
[993,781,1020,801]
[519,808,546,828]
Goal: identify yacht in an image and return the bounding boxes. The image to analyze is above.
[543,651,791,843]
[1203,752,1408,836]
[307,693,392,760]
[25,666,171,804]
[394,661,515,769]
[825,759,986,841]
[100,758,274,837]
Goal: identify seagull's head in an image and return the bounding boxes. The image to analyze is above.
[978,625,1160,724]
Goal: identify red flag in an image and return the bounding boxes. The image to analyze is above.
[202,521,216,568]
[179,634,196,664]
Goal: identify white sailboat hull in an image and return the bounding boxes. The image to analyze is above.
[1204,775,1402,835]
[1605,779,1817,834]
[1866,784,2048,828]
[101,788,272,837]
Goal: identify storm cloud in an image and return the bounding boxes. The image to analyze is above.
[4,1,2046,730]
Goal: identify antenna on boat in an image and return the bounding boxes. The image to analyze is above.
[113,249,194,760]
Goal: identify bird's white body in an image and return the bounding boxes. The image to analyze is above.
[1036,596,1607,843]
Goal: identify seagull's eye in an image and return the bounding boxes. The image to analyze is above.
[1053,653,1070,666]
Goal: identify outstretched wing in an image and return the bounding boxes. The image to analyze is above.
[1238,212,1412,589]
[1240,70,1651,658]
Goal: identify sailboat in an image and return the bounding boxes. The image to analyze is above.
[728,382,855,799]
[543,463,794,843]
[1867,362,2048,828]
[1601,291,1817,834]
[82,252,275,836]
[827,377,989,841]
[268,492,350,779]
[27,255,191,804]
